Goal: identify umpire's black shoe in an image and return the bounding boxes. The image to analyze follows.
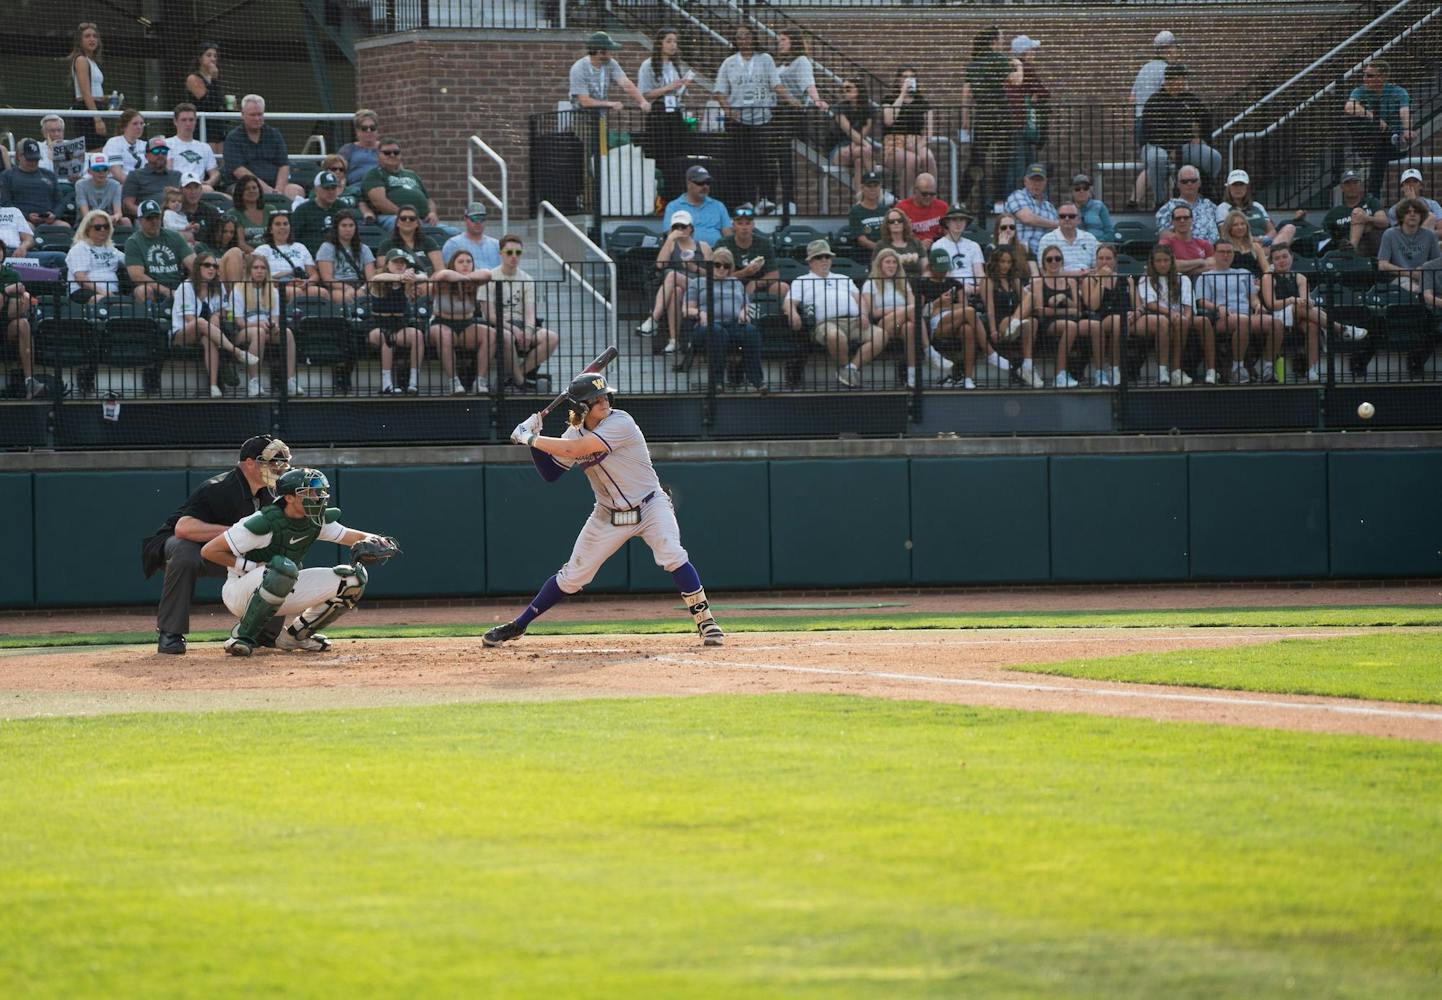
[483,620,527,647]
[157,631,187,655]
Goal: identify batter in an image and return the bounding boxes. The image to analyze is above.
[483,372,724,647]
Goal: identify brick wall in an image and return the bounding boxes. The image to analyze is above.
[356,29,654,222]
[354,10,1374,220]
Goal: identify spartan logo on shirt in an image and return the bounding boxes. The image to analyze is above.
[142,241,180,275]
[388,174,420,192]
[91,247,122,270]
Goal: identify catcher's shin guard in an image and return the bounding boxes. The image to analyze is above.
[280,564,367,651]
[226,557,298,655]
[681,587,724,646]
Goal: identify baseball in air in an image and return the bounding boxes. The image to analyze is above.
[1358,401,1375,420]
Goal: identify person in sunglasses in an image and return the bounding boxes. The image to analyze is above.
[662,164,731,247]
[361,139,439,233]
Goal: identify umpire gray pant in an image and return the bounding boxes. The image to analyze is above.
[157,536,227,636]
[158,536,286,642]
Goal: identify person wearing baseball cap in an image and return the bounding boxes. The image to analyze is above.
[2,138,66,229]
[290,168,348,255]
[147,433,291,655]
[569,31,650,114]
[1344,61,1415,199]
[716,202,785,299]
[1217,167,1298,248]
[126,197,195,301]
[1127,31,1180,207]
[660,163,731,246]
[848,169,887,255]
[74,151,125,227]
[1004,163,1058,257]
[933,203,984,283]
[784,239,884,388]
[121,137,181,220]
[1387,167,1442,231]
[441,201,501,268]
[1321,168,1387,255]
[1139,62,1222,208]
[636,208,705,351]
[1068,173,1115,241]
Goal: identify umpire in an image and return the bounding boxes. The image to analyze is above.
[142,435,292,654]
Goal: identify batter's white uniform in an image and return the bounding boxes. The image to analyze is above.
[553,408,689,593]
[219,516,358,617]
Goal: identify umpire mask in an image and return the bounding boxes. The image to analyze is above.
[257,438,293,487]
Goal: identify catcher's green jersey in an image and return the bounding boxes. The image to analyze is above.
[224,504,346,571]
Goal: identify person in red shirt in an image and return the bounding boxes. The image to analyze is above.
[896,173,949,248]
[1157,203,1213,274]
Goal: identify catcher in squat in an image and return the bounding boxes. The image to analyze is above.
[201,467,402,655]
[484,372,724,648]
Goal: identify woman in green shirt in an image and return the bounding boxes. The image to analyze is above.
[228,175,269,253]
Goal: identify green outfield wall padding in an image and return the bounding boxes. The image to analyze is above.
[35,470,187,606]
[1329,449,1442,577]
[909,457,1050,584]
[628,461,772,593]
[1050,455,1190,581]
[769,459,911,587]
[483,464,628,597]
[1188,452,1330,579]
[0,474,34,608]
[335,466,486,598]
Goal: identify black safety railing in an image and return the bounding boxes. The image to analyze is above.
[533,102,1220,223]
[6,263,1438,434]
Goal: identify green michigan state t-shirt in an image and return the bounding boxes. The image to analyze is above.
[715,232,776,277]
[124,228,192,289]
[361,166,429,215]
[849,201,887,246]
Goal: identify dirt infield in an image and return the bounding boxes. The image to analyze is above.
[4,582,1441,635]
[4,627,1440,743]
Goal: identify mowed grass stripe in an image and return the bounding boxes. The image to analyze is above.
[4,604,1442,649]
[1,696,1440,997]
[1012,632,1442,705]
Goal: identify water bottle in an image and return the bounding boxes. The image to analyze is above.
[107,91,121,110]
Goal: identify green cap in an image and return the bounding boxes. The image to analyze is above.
[586,31,621,51]
[138,199,162,218]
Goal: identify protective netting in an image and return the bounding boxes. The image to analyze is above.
[2,1,1440,445]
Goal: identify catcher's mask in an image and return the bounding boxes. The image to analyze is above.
[241,435,292,487]
[564,372,615,426]
[276,467,331,526]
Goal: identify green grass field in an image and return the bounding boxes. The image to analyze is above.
[2,697,1440,998]
[1016,632,1442,704]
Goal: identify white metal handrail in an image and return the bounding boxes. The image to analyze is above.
[0,108,352,170]
[537,200,617,347]
[1227,5,1442,173]
[1212,0,1416,140]
[466,135,509,237]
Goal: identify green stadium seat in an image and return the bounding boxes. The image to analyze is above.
[288,295,354,366]
[1112,220,1156,258]
[97,297,167,367]
[33,224,72,253]
[774,224,827,261]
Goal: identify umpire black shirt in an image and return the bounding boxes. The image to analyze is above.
[161,467,276,535]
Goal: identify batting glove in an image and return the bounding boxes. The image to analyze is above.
[510,420,534,446]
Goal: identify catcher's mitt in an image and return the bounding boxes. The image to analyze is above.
[351,535,402,566]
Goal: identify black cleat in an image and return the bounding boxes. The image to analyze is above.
[157,631,187,655]
[698,618,725,647]
[483,620,528,647]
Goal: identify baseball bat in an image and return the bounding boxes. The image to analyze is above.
[538,345,618,418]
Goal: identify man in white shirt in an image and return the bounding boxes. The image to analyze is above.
[784,239,883,388]
[1128,31,1177,208]
[713,24,789,213]
[567,32,650,113]
[165,102,221,191]
[1038,202,1099,274]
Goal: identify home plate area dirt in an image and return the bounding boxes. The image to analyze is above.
[4,627,1440,743]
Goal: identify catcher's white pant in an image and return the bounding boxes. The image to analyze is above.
[556,494,688,593]
[222,566,359,619]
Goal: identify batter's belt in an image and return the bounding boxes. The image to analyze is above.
[602,490,656,526]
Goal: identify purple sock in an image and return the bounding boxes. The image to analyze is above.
[515,574,565,628]
[671,561,702,594]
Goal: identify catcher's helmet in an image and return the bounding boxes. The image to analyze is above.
[276,467,331,526]
[564,372,615,421]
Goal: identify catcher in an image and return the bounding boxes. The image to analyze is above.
[200,467,401,655]
[483,372,724,648]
